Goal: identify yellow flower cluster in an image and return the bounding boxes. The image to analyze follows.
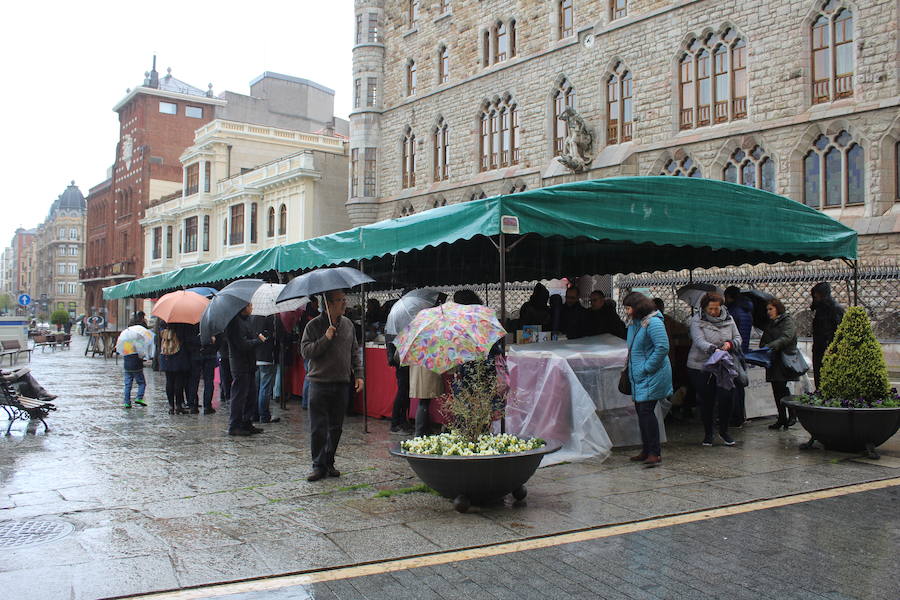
[401,432,545,456]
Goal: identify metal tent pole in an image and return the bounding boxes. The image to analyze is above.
[359,259,369,434]
[852,260,859,305]
[498,233,507,434]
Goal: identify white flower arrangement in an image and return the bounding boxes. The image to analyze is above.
[401,432,545,456]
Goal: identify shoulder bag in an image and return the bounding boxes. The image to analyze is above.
[618,331,636,395]
[781,348,809,377]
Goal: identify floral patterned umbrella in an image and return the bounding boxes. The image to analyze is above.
[395,302,506,374]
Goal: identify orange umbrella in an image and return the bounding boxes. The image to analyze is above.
[151,290,211,324]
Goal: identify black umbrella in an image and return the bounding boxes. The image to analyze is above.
[276,267,374,324]
[741,289,775,329]
[199,279,265,344]
[276,268,374,302]
[217,279,265,303]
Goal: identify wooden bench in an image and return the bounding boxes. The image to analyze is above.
[1,340,33,365]
[0,375,56,434]
[33,335,56,352]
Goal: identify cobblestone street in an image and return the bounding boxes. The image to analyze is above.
[1,336,898,599]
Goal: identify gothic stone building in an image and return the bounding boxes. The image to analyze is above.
[347,0,900,260]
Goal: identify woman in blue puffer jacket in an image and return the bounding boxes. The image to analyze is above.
[623,292,673,468]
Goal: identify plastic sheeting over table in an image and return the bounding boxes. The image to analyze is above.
[506,335,668,466]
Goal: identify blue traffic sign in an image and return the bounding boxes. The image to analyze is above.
[17,294,31,307]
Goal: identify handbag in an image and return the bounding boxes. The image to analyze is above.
[617,333,636,395]
[731,347,749,388]
[780,349,809,376]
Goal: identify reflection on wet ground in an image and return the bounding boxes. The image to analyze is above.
[1,336,897,599]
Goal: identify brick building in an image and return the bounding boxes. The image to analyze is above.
[347,0,900,260]
[9,228,36,303]
[81,62,223,328]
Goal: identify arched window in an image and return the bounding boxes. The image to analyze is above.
[812,2,853,104]
[660,156,702,177]
[433,197,447,209]
[679,29,748,130]
[493,21,508,62]
[402,128,416,188]
[479,97,519,171]
[433,118,450,181]
[559,0,573,39]
[438,45,449,84]
[509,184,527,194]
[406,60,417,96]
[278,204,287,235]
[509,20,517,57]
[606,63,633,145]
[470,191,487,202]
[803,130,864,208]
[723,146,775,193]
[267,207,275,237]
[250,202,258,244]
[553,79,575,156]
[400,203,415,217]
[408,0,418,27]
[610,0,627,20]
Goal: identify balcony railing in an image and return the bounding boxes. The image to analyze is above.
[79,260,136,281]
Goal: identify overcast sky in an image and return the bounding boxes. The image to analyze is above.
[0,0,353,248]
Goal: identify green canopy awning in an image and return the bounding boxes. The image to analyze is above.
[104,177,857,299]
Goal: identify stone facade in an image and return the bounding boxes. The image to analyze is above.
[31,183,87,319]
[348,0,900,258]
[141,120,350,277]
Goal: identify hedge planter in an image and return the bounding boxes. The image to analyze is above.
[783,399,900,459]
[390,441,561,512]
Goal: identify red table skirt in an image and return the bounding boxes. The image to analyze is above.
[352,347,447,423]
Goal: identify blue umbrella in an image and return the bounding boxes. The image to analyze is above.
[187,286,218,298]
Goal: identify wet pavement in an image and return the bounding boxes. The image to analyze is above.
[1,336,898,599]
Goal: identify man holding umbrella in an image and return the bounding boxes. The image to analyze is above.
[225,303,269,436]
[300,289,363,481]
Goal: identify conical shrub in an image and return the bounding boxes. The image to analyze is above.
[820,306,890,402]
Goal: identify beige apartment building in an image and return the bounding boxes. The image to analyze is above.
[32,182,87,318]
[141,120,350,275]
[347,0,900,258]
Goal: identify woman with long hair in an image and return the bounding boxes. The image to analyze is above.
[760,298,800,430]
[622,291,672,467]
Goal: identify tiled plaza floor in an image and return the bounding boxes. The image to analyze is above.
[1,336,897,599]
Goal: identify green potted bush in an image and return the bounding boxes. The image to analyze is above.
[50,309,70,332]
[390,361,559,512]
[785,306,900,458]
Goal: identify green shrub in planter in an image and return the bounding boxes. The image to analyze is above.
[819,306,891,403]
[50,309,71,328]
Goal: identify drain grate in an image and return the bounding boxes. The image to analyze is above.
[0,519,75,549]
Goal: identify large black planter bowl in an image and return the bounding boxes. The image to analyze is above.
[783,399,900,459]
[390,440,561,512]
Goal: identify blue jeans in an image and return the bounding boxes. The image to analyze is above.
[256,364,276,421]
[123,370,146,404]
[302,359,311,408]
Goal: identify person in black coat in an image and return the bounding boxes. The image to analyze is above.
[251,314,280,423]
[158,322,192,414]
[518,283,551,329]
[225,304,268,436]
[724,286,754,426]
[583,290,627,339]
[186,324,218,415]
[810,282,845,389]
[559,287,587,339]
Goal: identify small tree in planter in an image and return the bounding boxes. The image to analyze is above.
[50,309,70,331]
[787,306,900,458]
[818,306,892,405]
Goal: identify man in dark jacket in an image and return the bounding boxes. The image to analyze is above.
[251,314,280,424]
[583,290,627,339]
[225,303,268,436]
[301,289,363,481]
[186,324,218,415]
[811,282,845,389]
[559,287,587,339]
[724,286,754,426]
[518,283,551,329]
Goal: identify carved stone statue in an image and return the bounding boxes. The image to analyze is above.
[556,107,595,173]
